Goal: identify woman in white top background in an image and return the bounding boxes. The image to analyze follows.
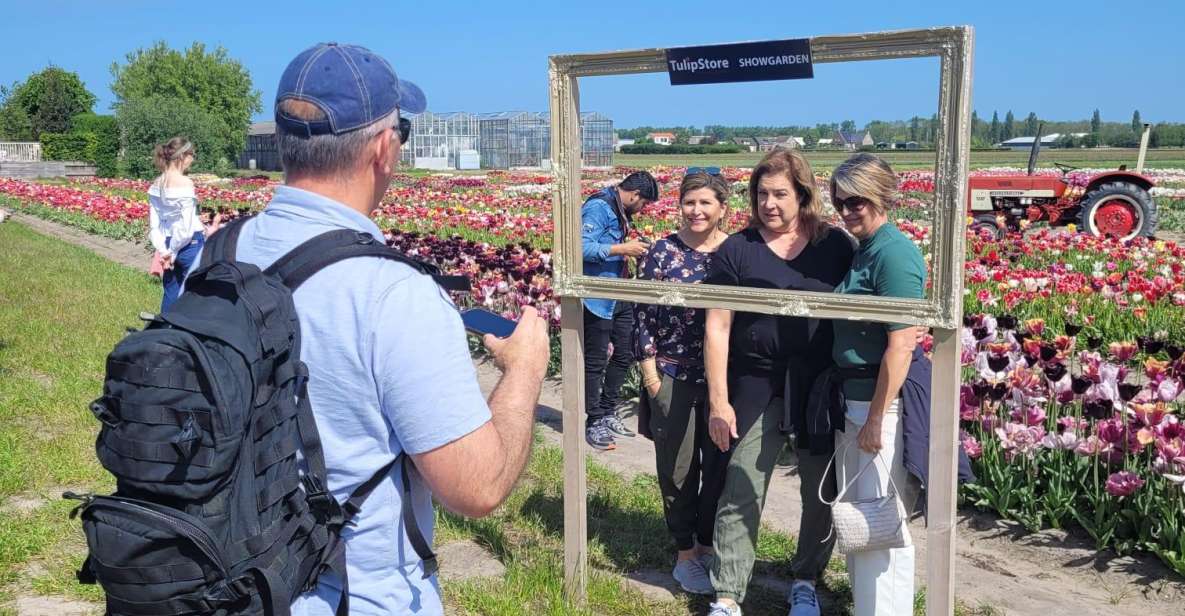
[148,137,205,312]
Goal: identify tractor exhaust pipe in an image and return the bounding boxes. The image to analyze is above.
[1136,122,1151,174]
[1026,122,1044,176]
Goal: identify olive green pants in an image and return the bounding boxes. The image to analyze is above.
[709,397,837,602]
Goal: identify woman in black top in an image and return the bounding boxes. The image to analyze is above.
[703,149,854,616]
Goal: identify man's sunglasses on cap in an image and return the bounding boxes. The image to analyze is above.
[686,166,722,176]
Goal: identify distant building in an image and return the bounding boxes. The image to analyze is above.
[835,130,874,150]
[732,137,758,152]
[687,135,715,145]
[237,121,280,171]
[647,132,676,146]
[614,137,635,152]
[876,141,920,150]
[815,138,835,148]
[998,134,1063,150]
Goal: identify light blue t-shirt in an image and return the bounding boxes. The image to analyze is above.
[187,186,491,615]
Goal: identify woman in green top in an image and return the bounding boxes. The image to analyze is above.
[829,153,925,616]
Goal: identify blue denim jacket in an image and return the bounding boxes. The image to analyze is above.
[581,188,628,319]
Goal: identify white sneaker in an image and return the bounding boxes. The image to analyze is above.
[672,558,713,595]
[708,601,742,616]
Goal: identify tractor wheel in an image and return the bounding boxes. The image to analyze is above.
[1077,182,1158,240]
[970,215,1004,240]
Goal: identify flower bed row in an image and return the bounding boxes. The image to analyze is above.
[3,168,1184,575]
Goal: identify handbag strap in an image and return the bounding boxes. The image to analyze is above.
[818,440,903,507]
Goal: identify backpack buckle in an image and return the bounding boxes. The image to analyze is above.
[354,232,374,245]
[89,399,119,428]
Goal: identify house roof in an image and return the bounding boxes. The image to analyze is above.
[837,131,868,144]
[1000,134,1062,146]
[248,121,276,136]
[647,132,676,138]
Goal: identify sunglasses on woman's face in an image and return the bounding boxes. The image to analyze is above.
[833,195,872,214]
[685,166,721,176]
[395,117,412,145]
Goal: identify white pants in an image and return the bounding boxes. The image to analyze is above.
[835,399,918,616]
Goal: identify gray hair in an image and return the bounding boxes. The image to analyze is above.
[276,99,398,178]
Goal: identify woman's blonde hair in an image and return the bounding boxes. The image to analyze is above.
[154,137,194,172]
[747,147,829,243]
[830,153,897,216]
[679,172,731,229]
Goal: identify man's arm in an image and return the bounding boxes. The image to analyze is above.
[581,200,648,261]
[411,308,550,517]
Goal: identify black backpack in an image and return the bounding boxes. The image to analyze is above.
[65,217,468,616]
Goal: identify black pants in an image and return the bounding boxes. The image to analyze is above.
[583,302,634,427]
[649,376,727,549]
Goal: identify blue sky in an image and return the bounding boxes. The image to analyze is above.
[2,0,1181,127]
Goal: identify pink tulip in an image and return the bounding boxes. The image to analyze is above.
[1104,471,1145,497]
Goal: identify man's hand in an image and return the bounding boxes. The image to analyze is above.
[483,307,550,378]
[611,240,650,258]
[160,253,175,271]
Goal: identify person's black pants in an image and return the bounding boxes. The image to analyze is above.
[583,302,634,427]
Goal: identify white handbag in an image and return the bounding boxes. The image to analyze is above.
[819,442,912,554]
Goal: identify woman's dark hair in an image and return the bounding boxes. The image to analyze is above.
[619,171,659,201]
[748,147,829,243]
[679,172,730,203]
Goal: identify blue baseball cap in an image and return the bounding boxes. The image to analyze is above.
[275,42,427,136]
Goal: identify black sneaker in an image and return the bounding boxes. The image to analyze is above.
[601,414,636,438]
[586,422,616,450]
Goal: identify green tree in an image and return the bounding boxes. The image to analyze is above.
[111,41,262,165]
[1091,109,1101,134]
[116,95,227,178]
[1002,111,1015,141]
[3,67,96,138]
[0,85,35,140]
[1024,112,1039,137]
[840,119,856,133]
[989,111,1000,144]
[1131,110,1142,136]
[72,113,120,177]
[908,116,920,142]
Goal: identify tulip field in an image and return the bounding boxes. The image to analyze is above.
[2,166,1185,577]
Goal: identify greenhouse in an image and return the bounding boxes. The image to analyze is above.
[400,111,480,170]
[474,111,614,169]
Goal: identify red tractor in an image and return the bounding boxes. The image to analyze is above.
[967,125,1158,240]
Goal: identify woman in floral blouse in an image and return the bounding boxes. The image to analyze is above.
[634,169,732,595]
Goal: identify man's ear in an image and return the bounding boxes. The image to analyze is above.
[374,127,396,175]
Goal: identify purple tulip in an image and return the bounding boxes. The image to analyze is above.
[1105,471,1145,497]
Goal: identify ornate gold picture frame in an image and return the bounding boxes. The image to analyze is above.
[549,26,973,615]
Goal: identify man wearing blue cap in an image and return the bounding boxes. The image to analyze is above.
[211,43,550,615]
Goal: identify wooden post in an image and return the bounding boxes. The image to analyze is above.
[1136,123,1151,174]
[560,296,588,602]
[926,326,962,615]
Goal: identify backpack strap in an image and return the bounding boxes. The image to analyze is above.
[199,214,253,267]
[341,454,438,578]
[264,229,470,293]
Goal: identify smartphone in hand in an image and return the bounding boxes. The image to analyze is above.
[461,308,518,339]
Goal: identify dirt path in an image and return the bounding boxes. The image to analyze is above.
[6,212,149,270]
[10,213,1185,615]
[472,363,1185,616]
